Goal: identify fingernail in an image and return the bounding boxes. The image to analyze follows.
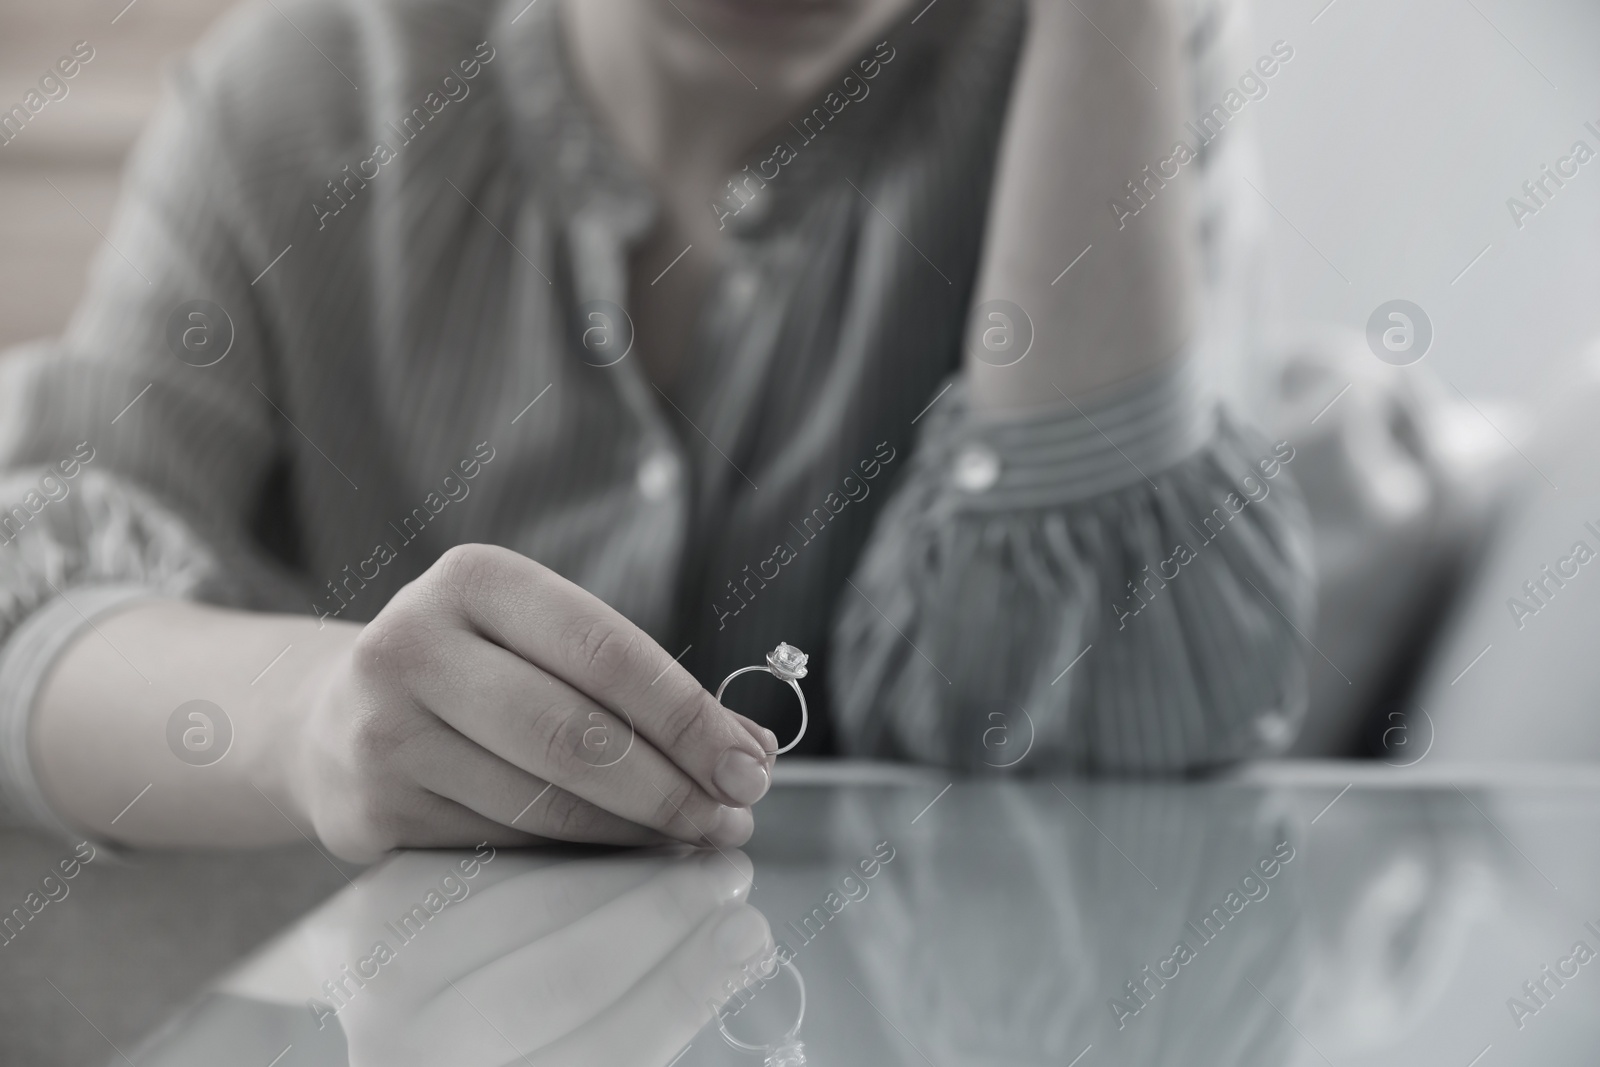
[705,804,755,848]
[715,749,771,807]
[714,904,771,964]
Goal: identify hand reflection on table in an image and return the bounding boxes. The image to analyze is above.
[188,846,773,1067]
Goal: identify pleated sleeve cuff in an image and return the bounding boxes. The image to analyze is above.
[923,356,1215,511]
[829,356,1315,772]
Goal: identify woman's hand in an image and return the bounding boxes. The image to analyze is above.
[292,544,778,860]
[33,546,776,857]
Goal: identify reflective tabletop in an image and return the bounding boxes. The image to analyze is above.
[124,763,1600,1066]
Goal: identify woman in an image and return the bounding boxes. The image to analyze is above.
[0,0,1310,860]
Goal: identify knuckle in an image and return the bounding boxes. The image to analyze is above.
[345,707,407,765]
[332,686,431,777]
[649,777,701,834]
[432,542,506,600]
[352,609,431,681]
[533,697,633,781]
[566,613,641,681]
[536,700,588,775]
[541,787,595,839]
[655,686,717,757]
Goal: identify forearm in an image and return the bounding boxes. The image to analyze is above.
[30,601,356,846]
[969,0,1199,412]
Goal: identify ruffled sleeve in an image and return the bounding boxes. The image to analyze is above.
[0,48,306,833]
[829,356,1314,771]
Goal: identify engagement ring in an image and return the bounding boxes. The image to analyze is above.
[716,642,809,756]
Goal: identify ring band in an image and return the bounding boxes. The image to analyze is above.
[715,642,809,756]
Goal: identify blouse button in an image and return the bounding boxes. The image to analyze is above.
[637,451,680,501]
[952,445,1001,493]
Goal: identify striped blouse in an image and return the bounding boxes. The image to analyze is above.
[0,0,1312,834]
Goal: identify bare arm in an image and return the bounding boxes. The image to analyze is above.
[33,601,350,848]
[968,0,1199,411]
[32,547,778,860]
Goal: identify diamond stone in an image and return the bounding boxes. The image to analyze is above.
[767,642,809,680]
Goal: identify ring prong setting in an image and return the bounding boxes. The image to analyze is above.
[766,642,809,681]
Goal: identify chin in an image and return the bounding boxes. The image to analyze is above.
[668,0,865,48]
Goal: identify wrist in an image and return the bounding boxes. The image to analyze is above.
[264,619,361,832]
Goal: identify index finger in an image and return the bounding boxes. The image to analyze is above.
[432,546,777,810]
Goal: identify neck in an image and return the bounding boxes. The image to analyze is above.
[560,0,912,203]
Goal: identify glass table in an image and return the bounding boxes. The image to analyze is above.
[121,761,1600,1066]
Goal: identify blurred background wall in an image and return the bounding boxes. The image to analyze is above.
[1,1,229,348]
[1247,0,1600,412]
